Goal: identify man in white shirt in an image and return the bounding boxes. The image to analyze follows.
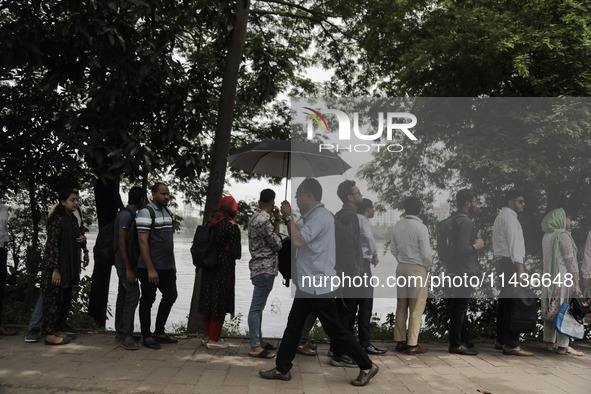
[492,190,532,356]
[0,177,17,336]
[357,198,386,355]
[390,197,432,355]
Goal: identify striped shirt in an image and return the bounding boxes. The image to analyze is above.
[136,201,174,270]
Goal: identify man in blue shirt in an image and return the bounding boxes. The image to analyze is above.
[113,186,147,350]
[136,182,178,349]
[259,178,379,387]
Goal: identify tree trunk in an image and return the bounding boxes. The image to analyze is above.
[88,178,122,327]
[187,0,251,333]
[25,177,42,310]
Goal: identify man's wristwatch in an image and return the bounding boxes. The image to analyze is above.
[283,215,293,224]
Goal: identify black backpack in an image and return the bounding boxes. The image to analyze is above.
[191,224,219,269]
[507,286,538,333]
[277,235,293,287]
[436,213,462,267]
[120,206,156,268]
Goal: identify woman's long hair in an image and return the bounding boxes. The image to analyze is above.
[47,189,78,227]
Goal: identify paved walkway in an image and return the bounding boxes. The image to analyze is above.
[1,331,590,393]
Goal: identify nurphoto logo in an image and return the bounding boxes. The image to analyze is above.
[302,107,417,153]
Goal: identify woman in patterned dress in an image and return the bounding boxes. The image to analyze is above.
[199,196,241,349]
[41,189,86,345]
[540,208,583,356]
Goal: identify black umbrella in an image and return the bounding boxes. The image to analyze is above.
[227,139,351,197]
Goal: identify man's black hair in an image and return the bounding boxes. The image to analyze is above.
[456,189,475,208]
[260,189,276,204]
[299,178,322,202]
[357,198,374,215]
[504,189,523,204]
[151,182,167,193]
[129,187,147,205]
[403,196,422,216]
[337,180,356,203]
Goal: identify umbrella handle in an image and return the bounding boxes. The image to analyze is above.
[284,152,290,200]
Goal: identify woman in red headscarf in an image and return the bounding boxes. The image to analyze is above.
[199,196,242,348]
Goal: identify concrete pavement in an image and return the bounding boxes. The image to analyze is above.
[1,332,591,393]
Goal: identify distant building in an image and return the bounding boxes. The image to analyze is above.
[430,203,450,221]
[180,202,201,218]
[374,210,401,227]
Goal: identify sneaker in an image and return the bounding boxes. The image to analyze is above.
[259,368,291,381]
[121,336,139,351]
[330,355,358,368]
[206,339,229,349]
[364,343,387,355]
[25,327,41,343]
[62,323,80,336]
[351,364,379,386]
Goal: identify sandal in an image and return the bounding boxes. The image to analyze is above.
[263,342,277,350]
[557,346,584,356]
[249,349,275,359]
[545,343,558,351]
[0,326,18,336]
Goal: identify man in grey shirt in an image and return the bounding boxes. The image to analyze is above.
[259,178,379,387]
[113,186,147,350]
[446,189,484,356]
[390,197,432,355]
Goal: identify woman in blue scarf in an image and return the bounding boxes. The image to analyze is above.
[540,208,583,356]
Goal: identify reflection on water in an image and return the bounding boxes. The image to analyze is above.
[86,233,397,337]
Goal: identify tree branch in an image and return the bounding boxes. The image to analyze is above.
[259,0,332,19]
[251,9,323,23]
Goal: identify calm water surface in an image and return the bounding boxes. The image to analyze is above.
[86,232,398,337]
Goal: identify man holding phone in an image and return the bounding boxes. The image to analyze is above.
[247,189,282,358]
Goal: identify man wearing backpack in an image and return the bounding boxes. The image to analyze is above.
[137,182,178,350]
[331,180,364,368]
[247,189,282,358]
[445,189,484,356]
[113,187,147,350]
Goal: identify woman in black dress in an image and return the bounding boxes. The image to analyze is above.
[199,196,241,349]
[41,189,86,345]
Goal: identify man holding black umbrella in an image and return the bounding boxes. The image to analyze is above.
[259,178,379,387]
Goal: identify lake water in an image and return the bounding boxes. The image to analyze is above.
[86,232,398,338]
